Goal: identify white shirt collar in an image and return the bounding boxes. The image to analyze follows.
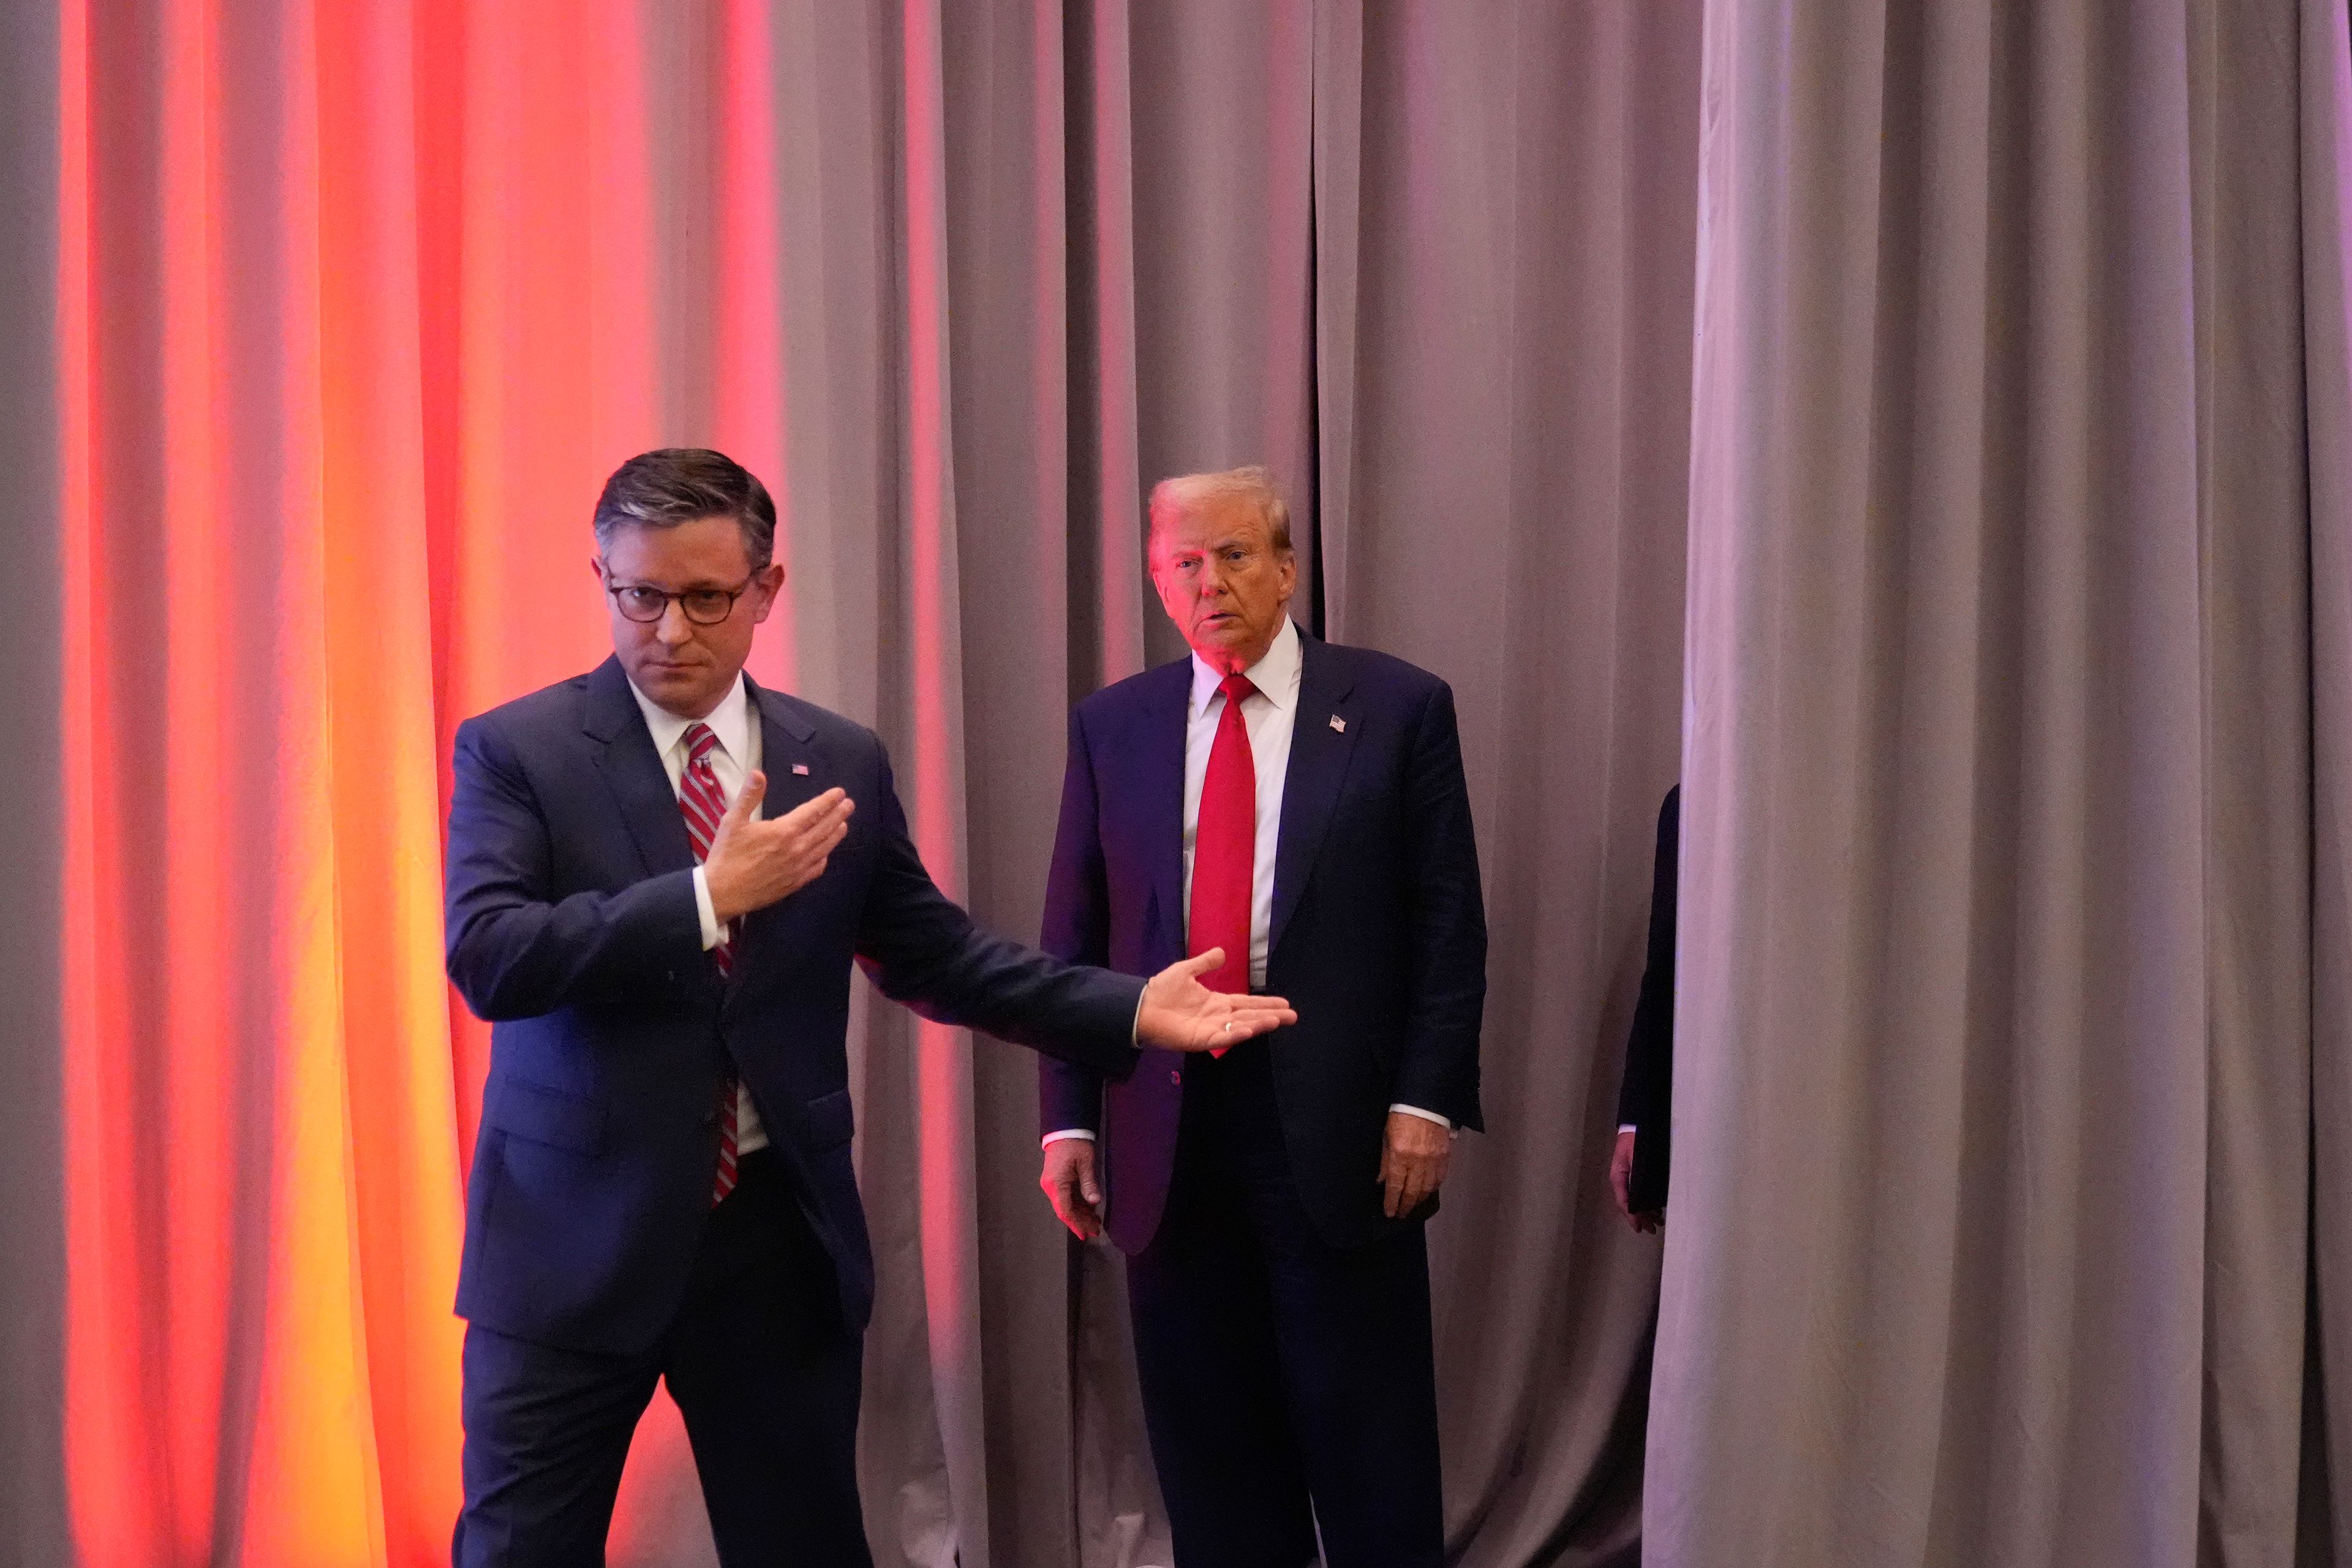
[1189,616,1303,718]
[628,670,755,766]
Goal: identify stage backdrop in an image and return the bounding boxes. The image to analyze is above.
[26,3,2352,1567]
[21,2,1700,1566]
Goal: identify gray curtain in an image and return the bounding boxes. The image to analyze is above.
[2302,1,2352,1564]
[0,1,66,1566]
[1656,2,2352,1564]
[1314,6,1702,1563]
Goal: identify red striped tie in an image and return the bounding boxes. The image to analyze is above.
[1190,674,1257,1057]
[680,722,739,1204]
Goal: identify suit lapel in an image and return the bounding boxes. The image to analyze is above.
[744,674,823,818]
[583,657,698,878]
[1137,659,1193,963]
[728,676,823,994]
[1269,634,1359,957]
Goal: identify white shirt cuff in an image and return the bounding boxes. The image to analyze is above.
[1618,1123,1637,1134]
[693,867,722,951]
[1390,1103,1453,1134]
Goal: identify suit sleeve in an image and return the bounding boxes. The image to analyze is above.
[1038,706,1114,1139]
[1385,680,1489,1131]
[854,734,1142,1080]
[1615,786,1678,1133]
[443,715,704,1021]
[1618,785,1675,1213]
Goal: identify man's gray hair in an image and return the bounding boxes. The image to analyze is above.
[1147,466,1293,553]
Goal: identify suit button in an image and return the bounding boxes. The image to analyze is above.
[1169,1069,1182,1085]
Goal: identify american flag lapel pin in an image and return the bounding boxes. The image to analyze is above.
[791,763,811,775]
[1329,714,1346,734]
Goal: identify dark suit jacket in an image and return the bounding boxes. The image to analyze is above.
[1615,783,1678,1214]
[1037,629,1487,1253]
[445,656,1144,1354]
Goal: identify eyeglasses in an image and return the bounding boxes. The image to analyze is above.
[603,572,759,626]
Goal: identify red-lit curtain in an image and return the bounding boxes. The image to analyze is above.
[62,1,465,1564]
[41,2,1702,1566]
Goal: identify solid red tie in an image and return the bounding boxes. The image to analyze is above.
[679,722,739,1204]
[1190,674,1257,1055]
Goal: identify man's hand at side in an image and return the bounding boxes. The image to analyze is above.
[1040,1139,1105,1241]
[1611,1128,1662,1234]
[1136,948,1298,1052]
[704,774,856,923]
[1379,1110,1451,1219]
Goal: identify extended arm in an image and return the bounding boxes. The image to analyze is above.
[855,736,1143,1080]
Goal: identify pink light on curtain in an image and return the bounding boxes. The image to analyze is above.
[897,1,986,1512]
[716,0,796,695]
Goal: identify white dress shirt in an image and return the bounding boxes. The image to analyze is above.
[1046,618,1449,1147]
[629,673,768,1157]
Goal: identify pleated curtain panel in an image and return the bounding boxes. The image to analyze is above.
[2,2,2349,1566]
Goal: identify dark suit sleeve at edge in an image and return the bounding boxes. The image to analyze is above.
[1616,785,1678,1140]
[854,732,1142,1081]
[1387,679,1488,1132]
[1038,704,1113,1138]
[443,715,705,1021]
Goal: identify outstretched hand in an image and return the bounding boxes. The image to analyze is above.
[1135,949,1297,1053]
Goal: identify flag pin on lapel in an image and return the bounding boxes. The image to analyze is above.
[792,763,810,775]
[1329,715,1346,733]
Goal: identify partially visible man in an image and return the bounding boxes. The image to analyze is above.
[443,448,1294,1567]
[1611,783,1678,1232]
[1036,467,1486,1568]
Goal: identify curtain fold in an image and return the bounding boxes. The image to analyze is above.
[1659,1,2340,1563]
[2301,0,2352,1561]
[1313,4,1702,1562]
[0,0,68,1564]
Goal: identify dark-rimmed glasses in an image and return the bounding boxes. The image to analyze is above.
[603,573,759,626]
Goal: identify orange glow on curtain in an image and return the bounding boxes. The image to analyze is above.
[62,0,469,1560]
[55,1,842,1560]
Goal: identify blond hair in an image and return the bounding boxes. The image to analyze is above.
[1147,466,1292,553]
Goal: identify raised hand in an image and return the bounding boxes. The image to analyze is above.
[1039,1138,1104,1241]
[703,773,855,922]
[1134,948,1298,1053]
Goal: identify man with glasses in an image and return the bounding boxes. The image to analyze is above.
[442,448,1295,1567]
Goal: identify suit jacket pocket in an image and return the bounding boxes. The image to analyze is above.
[487,1079,606,1155]
[805,1088,855,1150]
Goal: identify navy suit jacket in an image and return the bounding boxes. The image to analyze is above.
[1614,784,1678,1214]
[1038,629,1487,1253]
[446,656,1144,1354]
